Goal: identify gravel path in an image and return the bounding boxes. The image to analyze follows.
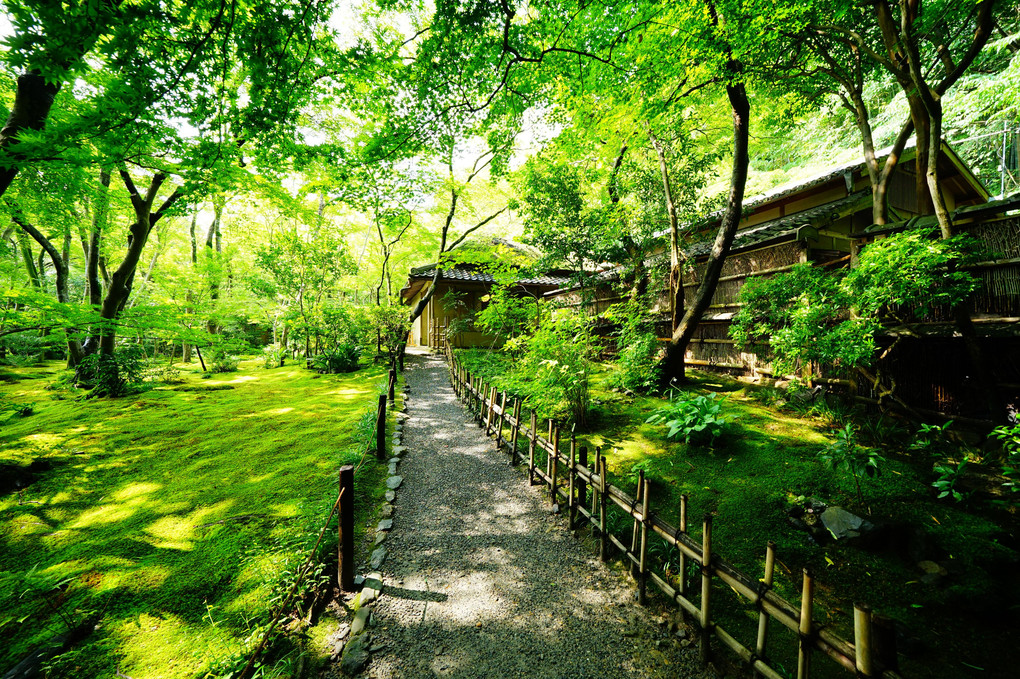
[359,352,711,679]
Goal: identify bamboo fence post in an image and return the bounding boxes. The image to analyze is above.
[599,454,609,562]
[388,369,396,403]
[375,394,387,460]
[797,569,814,679]
[590,447,600,523]
[485,385,496,434]
[528,410,537,485]
[545,419,553,483]
[509,399,521,465]
[754,541,777,676]
[550,426,560,507]
[337,465,354,591]
[576,446,588,531]
[637,478,651,605]
[700,514,714,665]
[630,470,645,579]
[679,494,689,599]
[567,435,577,528]
[496,391,507,451]
[854,603,874,678]
[464,371,470,404]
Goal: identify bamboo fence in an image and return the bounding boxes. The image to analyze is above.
[445,345,903,679]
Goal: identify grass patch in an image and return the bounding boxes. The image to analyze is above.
[0,357,396,678]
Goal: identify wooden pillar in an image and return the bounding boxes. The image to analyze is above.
[528,410,537,485]
[338,465,355,591]
[509,399,521,465]
[630,470,645,579]
[576,446,588,531]
[637,478,651,605]
[376,394,387,460]
[679,494,689,599]
[550,426,560,507]
[388,369,396,403]
[854,603,874,678]
[485,385,496,434]
[496,391,507,451]
[755,541,777,676]
[700,514,714,665]
[797,569,814,679]
[599,454,609,562]
[567,435,577,528]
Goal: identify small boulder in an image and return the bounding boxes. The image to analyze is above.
[386,476,403,490]
[376,519,393,532]
[820,506,872,540]
[370,547,387,570]
[339,632,371,675]
[385,490,396,502]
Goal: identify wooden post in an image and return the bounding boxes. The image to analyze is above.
[528,410,537,485]
[496,391,507,451]
[679,494,689,599]
[485,385,496,434]
[700,514,714,665]
[637,478,651,605]
[388,369,396,403]
[550,426,560,507]
[797,569,814,679]
[567,435,577,528]
[630,470,645,579]
[854,603,874,678]
[576,446,588,531]
[599,454,609,562]
[509,399,521,465]
[755,541,777,676]
[376,394,387,460]
[338,465,355,591]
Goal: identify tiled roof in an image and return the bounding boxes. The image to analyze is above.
[686,189,870,258]
[407,266,572,287]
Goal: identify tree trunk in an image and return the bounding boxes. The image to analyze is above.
[662,82,751,385]
[0,73,62,199]
[648,126,684,332]
[85,169,111,307]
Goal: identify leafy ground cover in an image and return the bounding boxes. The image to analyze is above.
[0,357,395,678]
[456,348,1020,679]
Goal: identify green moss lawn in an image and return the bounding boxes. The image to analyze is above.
[0,358,394,678]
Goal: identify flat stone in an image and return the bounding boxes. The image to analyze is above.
[370,547,387,570]
[374,532,387,546]
[385,490,396,502]
[380,504,394,518]
[918,560,948,576]
[339,631,370,674]
[388,463,398,475]
[394,424,403,433]
[392,446,407,455]
[353,574,366,587]
[350,606,371,636]
[820,506,865,540]
[386,476,403,490]
[389,457,401,464]
[376,519,393,532]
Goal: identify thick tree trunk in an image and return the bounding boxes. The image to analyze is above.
[0,73,62,199]
[661,82,750,385]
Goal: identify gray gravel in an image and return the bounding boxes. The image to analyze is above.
[361,351,711,679]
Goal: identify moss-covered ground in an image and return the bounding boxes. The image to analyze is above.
[0,357,396,678]
[457,348,1020,679]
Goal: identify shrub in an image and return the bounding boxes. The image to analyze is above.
[262,345,286,369]
[993,424,1020,499]
[148,364,184,384]
[311,343,360,374]
[817,423,883,509]
[76,345,148,397]
[604,300,661,394]
[645,391,732,446]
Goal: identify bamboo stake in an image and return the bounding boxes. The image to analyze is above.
[679,494,689,599]
[509,399,521,465]
[797,569,814,679]
[755,541,777,676]
[638,478,651,605]
[700,514,714,665]
[567,434,577,528]
[528,410,537,485]
[590,447,600,521]
[576,446,588,532]
[496,391,507,451]
[854,603,874,677]
[599,454,609,562]
[550,426,560,507]
[630,470,645,579]
[545,419,553,488]
[485,385,496,434]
